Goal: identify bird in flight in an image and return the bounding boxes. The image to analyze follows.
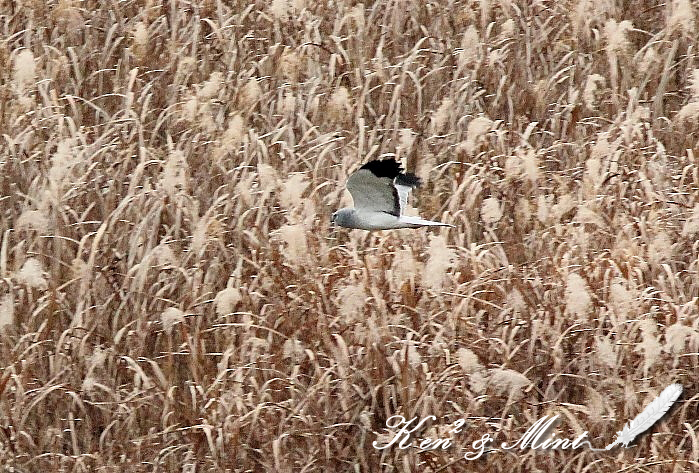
[331,158,453,230]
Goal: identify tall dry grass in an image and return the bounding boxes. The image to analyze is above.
[1,0,699,471]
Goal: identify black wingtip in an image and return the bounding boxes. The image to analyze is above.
[360,158,402,179]
[395,172,421,188]
[360,158,422,187]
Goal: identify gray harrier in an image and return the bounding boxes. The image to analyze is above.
[331,158,452,230]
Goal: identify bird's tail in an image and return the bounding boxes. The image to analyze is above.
[398,216,454,228]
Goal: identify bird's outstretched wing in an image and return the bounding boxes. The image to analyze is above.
[345,158,421,216]
[394,172,421,215]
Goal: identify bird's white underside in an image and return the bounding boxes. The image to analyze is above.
[336,209,452,230]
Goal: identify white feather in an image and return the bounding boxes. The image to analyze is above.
[605,383,683,449]
[398,216,454,227]
[394,181,412,215]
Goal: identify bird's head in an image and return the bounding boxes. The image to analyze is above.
[331,208,354,228]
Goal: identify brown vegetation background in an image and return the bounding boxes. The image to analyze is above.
[1,0,699,471]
